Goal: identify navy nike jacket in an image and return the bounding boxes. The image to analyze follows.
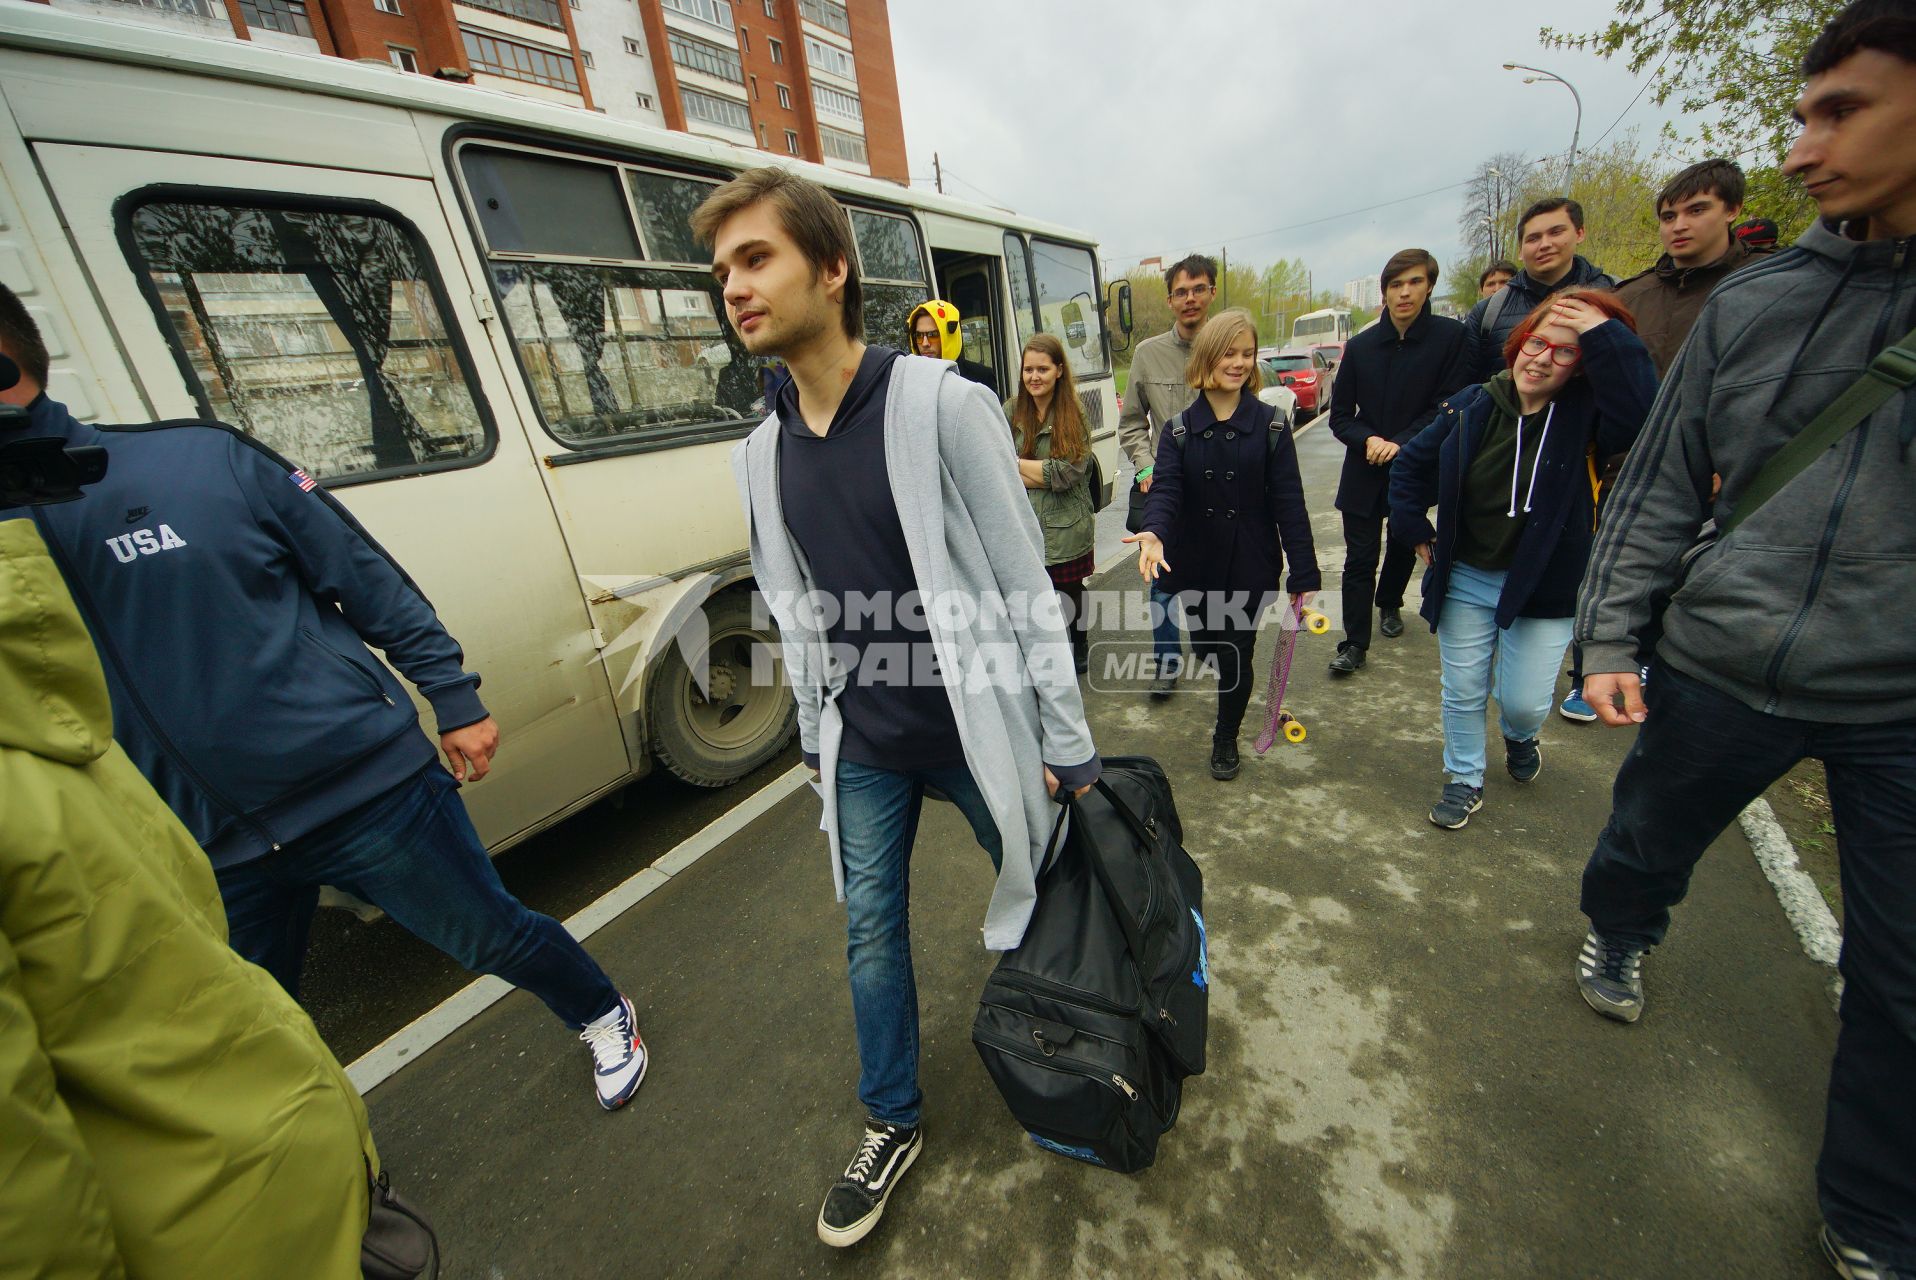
[4,395,488,868]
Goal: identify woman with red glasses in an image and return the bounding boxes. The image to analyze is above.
[1388,289,1655,829]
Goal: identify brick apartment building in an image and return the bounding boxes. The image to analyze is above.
[34,0,906,181]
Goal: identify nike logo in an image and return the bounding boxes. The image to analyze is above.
[124,506,150,524]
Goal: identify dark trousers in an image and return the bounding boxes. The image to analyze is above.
[216,763,621,1028]
[1340,512,1416,651]
[1192,616,1262,741]
[1054,581,1089,670]
[1578,664,1916,1267]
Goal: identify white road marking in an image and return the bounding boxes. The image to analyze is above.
[1738,797,1843,1006]
[345,763,812,1095]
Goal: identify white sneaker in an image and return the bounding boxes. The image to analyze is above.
[580,994,647,1111]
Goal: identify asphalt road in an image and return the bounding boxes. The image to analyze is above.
[347,422,1843,1279]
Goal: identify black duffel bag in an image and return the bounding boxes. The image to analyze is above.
[971,756,1207,1173]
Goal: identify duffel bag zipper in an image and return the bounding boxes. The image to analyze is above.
[994,972,1138,1016]
[979,1002,1129,1057]
[975,1029,1141,1103]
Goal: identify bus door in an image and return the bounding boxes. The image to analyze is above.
[935,251,1007,400]
[30,144,630,848]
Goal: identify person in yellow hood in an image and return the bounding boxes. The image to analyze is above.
[0,517,378,1279]
[906,298,997,391]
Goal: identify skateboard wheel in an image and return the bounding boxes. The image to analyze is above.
[1303,610,1330,635]
[1284,720,1307,743]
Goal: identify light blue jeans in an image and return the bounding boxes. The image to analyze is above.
[1436,563,1574,789]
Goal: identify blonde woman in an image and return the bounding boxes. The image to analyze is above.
[1007,333,1095,674]
[1126,309,1320,779]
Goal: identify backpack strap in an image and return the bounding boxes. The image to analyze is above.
[1167,411,1187,449]
[1481,286,1513,339]
[1722,319,1916,534]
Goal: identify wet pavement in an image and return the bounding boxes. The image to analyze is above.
[360,422,1840,1279]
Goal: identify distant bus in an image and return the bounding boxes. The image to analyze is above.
[1291,308,1351,347]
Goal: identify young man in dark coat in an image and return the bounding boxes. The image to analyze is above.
[1325,249,1470,675]
[1615,158,1770,376]
[1462,198,1616,381]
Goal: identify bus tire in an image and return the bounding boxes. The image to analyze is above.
[646,587,798,787]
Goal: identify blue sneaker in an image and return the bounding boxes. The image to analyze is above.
[1428,782,1483,829]
[1559,687,1597,722]
[1505,736,1542,783]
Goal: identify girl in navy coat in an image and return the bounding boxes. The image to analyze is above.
[1127,309,1320,780]
[1389,289,1656,828]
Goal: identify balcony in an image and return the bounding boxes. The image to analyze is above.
[457,0,565,32]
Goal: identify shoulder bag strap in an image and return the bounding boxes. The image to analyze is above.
[1722,321,1916,534]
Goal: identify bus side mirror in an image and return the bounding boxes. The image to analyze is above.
[1114,280,1133,335]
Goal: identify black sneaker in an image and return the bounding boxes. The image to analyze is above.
[817,1120,921,1248]
[1822,1222,1912,1279]
[1328,644,1366,676]
[1576,929,1647,1023]
[1148,674,1177,699]
[1379,609,1405,638]
[1428,782,1482,829]
[1209,735,1240,780]
[1505,736,1542,783]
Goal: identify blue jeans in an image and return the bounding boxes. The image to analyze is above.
[1436,563,1574,788]
[836,758,1004,1128]
[215,763,620,1028]
[1152,583,1188,676]
[1580,664,1916,1268]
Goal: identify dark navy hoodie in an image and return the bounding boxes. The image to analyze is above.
[4,396,488,868]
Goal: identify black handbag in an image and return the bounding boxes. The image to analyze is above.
[1124,478,1148,534]
[362,1161,440,1279]
[972,756,1207,1173]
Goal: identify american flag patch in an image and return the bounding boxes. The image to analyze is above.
[289,468,317,493]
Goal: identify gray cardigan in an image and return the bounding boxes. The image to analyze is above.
[732,354,1100,949]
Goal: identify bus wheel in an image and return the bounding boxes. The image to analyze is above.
[647,588,798,787]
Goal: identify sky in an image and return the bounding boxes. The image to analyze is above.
[886,0,1689,296]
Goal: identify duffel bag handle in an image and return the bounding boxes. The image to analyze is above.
[1044,783,1154,970]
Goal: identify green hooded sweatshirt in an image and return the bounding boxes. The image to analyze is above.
[0,518,376,1279]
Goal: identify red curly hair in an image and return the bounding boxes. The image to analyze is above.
[1501,288,1640,370]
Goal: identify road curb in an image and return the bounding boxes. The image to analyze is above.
[1738,797,1843,1006]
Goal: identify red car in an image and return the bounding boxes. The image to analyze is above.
[1263,349,1336,418]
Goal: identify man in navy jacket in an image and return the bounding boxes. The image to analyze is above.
[0,286,647,1112]
[1326,250,1469,674]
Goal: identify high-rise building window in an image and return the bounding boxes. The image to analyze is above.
[373,0,402,14]
[762,0,774,15]
[458,0,565,30]
[749,73,760,99]
[811,81,861,123]
[237,0,313,37]
[797,0,848,37]
[681,87,753,133]
[461,28,581,90]
[661,0,733,30]
[580,49,594,67]
[767,36,782,63]
[667,31,744,83]
[784,129,799,154]
[803,34,856,82]
[388,44,419,70]
[775,82,790,109]
[738,28,749,52]
[109,0,219,17]
[623,36,642,53]
[818,124,867,164]
[635,91,655,108]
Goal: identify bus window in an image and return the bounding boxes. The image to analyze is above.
[1003,231,1038,349]
[460,144,760,447]
[848,206,928,353]
[1029,239,1107,378]
[124,198,490,481]
[941,259,1000,395]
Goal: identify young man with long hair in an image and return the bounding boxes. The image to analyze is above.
[702,167,1098,1250]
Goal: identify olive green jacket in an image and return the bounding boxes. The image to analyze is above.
[0,518,376,1280]
[1008,398,1095,566]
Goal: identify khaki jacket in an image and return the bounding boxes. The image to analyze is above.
[1008,398,1095,565]
[1116,329,1198,472]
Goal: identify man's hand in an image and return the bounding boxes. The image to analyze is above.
[1138,472,1154,493]
[1365,436,1400,465]
[1123,530,1169,583]
[1414,542,1433,566]
[1582,673,1647,727]
[441,716,500,781]
[1044,766,1094,800]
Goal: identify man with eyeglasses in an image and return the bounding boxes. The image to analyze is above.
[1117,254,1218,698]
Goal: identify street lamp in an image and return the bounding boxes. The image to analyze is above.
[1504,62,1583,190]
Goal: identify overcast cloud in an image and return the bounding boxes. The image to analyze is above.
[888,0,1691,293]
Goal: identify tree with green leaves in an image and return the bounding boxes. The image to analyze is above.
[1542,0,1842,239]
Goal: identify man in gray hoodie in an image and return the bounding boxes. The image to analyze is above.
[701,168,1099,1251]
[1570,3,1916,1273]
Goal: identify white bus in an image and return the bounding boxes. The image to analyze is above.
[1290,307,1351,348]
[0,6,1124,856]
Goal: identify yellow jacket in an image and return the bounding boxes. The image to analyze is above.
[0,518,375,1279]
